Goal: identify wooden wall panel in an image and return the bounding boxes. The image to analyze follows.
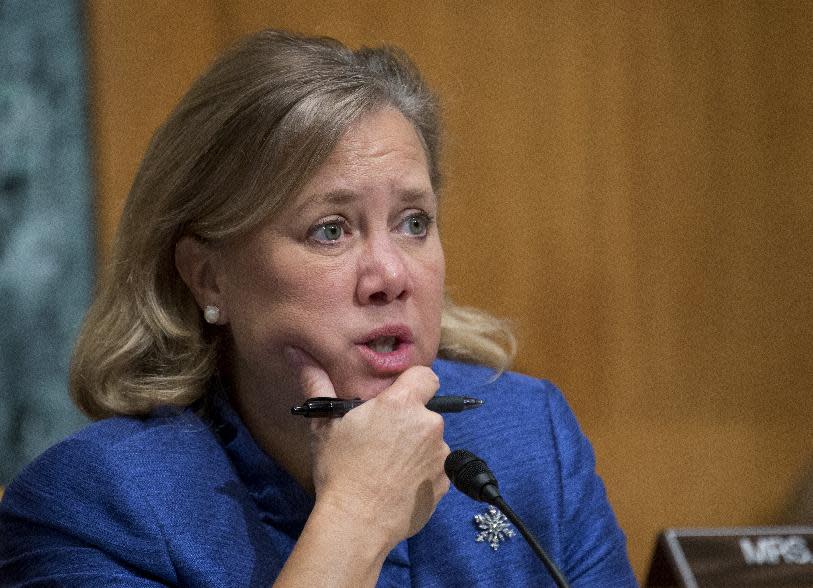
[86,1,813,579]
[85,0,224,260]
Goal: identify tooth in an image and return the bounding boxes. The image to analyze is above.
[368,336,396,353]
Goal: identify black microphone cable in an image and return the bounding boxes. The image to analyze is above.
[444,449,571,588]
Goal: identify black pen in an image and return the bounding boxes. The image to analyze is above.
[291,395,484,418]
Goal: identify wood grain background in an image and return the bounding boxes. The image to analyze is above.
[85,1,813,579]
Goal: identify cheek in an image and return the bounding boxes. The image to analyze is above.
[420,245,445,304]
[416,250,446,349]
[224,257,349,350]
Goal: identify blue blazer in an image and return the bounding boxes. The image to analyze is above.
[0,360,636,586]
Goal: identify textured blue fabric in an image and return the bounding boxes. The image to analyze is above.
[0,360,636,586]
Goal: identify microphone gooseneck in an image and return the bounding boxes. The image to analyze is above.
[444,449,571,588]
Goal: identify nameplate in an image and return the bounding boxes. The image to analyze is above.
[646,526,813,587]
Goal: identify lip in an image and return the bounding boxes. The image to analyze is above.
[355,324,415,375]
[357,324,415,346]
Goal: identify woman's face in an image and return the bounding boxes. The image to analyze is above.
[216,108,445,413]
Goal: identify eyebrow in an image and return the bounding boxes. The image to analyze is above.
[295,188,435,214]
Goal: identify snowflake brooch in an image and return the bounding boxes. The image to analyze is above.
[473,506,515,550]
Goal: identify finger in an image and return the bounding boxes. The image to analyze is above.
[284,346,338,435]
[284,346,336,399]
[385,365,440,406]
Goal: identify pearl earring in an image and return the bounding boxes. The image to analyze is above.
[203,305,221,324]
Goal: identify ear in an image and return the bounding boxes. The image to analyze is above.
[175,236,228,324]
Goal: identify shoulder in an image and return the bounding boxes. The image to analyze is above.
[433,359,609,516]
[1,407,231,520]
[433,356,539,384]
[433,357,560,397]
[428,359,636,586]
[0,408,242,583]
[433,358,574,436]
[432,359,582,513]
[11,408,228,492]
[2,407,242,526]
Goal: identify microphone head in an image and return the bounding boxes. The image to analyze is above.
[444,449,480,480]
[444,449,501,504]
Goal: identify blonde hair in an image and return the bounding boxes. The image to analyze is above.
[71,29,515,419]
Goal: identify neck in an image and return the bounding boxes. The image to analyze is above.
[228,377,316,495]
[254,417,315,494]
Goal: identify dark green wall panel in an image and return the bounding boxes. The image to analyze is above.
[0,0,92,483]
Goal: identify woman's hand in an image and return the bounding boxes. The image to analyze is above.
[275,347,450,586]
[286,346,451,549]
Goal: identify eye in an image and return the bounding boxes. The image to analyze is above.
[398,212,434,237]
[308,219,348,243]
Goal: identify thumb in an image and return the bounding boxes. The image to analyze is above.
[284,346,336,400]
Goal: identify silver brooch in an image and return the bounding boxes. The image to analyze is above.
[474,506,515,550]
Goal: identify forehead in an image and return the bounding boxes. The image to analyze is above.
[303,109,431,187]
[299,108,433,200]
[329,108,428,162]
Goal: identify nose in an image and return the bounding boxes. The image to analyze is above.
[356,235,411,305]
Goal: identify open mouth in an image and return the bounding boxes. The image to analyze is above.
[365,336,399,354]
[356,326,414,373]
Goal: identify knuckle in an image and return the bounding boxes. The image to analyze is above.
[420,367,440,389]
[441,441,451,457]
[415,411,444,439]
[427,412,445,435]
[407,365,439,387]
[378,387,410,411]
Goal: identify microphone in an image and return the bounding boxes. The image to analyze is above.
[443,448,502,504]
[444,449,571,588]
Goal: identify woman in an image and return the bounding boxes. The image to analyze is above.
[0,30,635,586]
